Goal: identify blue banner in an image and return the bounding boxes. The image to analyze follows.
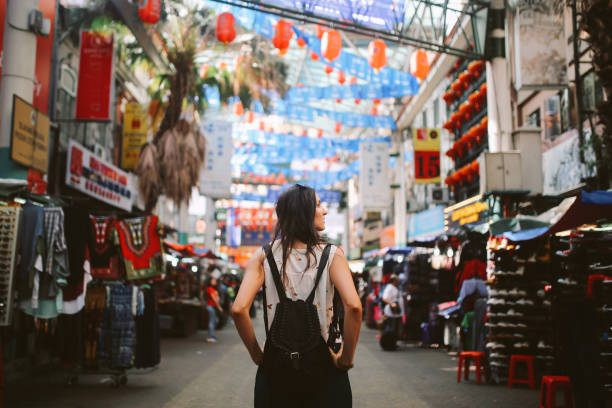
[232,187,340,204]
[407,206,445,240]
[285,83,418,104]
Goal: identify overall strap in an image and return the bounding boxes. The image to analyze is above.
[306,244,332,304]
[263,244,287,302]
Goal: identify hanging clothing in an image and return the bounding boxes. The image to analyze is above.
[135,287,161,368]
[88,216,122,280]
[83,285,106,368]
[98,286,136,369]
[115,216,164,281]
[64,207,89,286]
[472,298,487,352]
[62,260,92,315]
[457,278,488,308]
[18,201,44,286]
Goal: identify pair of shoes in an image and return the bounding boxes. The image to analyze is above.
[206,337,218,343]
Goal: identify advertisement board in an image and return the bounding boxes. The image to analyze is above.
[10,95,49,173]
[359,141,390,210]
[513,0,567,89]
[413,128,441,184]
[199,121,233,199]
[65,139,134,211]
[121,102,148,170]
[444,195,488,231]
[75,31,114,120]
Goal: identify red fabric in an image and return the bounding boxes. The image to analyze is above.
[206,287,218,307]
[455,259,486,293]
[115,215,162,270]
[587,274,612,299]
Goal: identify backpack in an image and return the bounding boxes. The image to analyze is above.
[261,243,333,393]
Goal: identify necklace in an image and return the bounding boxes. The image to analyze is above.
[291,249,303,262]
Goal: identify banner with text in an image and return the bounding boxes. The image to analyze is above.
[121,103,148,170]
[65,139,134,211]
[75,31,114,121]
[359,141,390,210]
[200,121,233,198]
[413,128,441,184]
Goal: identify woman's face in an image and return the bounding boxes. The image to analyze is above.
[210,278,217,286]
[314,194,327,232]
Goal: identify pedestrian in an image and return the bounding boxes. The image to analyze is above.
[231,184,362,408]
[205,277,223,343]
[381,274,403,339]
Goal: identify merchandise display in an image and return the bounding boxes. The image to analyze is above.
[485,237,555,384]
[0,207,21,326]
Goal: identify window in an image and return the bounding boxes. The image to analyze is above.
[57,64,77,149]
[527,108,541,127]
[582,71,604,113]
[422,109,428,128]
[543,89,571,141]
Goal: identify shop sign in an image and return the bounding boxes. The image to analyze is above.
[65,139,134,211]
[10,95,49,173]
[121,103,148,170]
[513,0,567,90]
[241,228,273,247]
[359,141,390,210]
[444,196,488,230]
[75,31,114,120]
[413,128,441,184]
[407,205,445,240]
[199,121,233,199]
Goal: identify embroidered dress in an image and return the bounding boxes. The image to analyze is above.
[88,216,122,280]
[115,215,164,281]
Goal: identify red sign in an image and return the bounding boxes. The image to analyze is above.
[414,150,441,181]
[75,31,114,120]
[33,0,56,114]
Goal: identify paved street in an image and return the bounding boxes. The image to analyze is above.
[5,317,539,408]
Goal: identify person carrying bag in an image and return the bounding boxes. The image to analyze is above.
[231,184,362,408]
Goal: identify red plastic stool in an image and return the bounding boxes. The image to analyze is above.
[540,376,573,408]
[508,355,535,389]
[457,351,487,384]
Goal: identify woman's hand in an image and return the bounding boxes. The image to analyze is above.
[329,345,353,371]
[251,347,264,366]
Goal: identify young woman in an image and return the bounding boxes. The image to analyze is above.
[231,184,362,407]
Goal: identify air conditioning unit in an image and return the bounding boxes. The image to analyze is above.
[406,199,423,213]
[428,187,449,204]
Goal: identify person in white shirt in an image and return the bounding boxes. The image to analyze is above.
[381,275,403,336]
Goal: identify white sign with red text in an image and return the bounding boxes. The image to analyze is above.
[65,139,134,211]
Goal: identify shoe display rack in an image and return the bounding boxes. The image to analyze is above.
[553,229,612,400]
[485,237,555,384]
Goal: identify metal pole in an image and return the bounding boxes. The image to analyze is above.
[571,0,585,163]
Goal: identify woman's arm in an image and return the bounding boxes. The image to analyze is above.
[231,248,265,365]
[329,247,363,370]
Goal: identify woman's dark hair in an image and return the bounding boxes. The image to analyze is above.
[272,184,322,283]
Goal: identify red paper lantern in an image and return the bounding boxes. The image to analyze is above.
[468,60,485,78]
[321,29,342,61]
[479,83,487,99]
[458,72,473,89]
[459,102,472,121]
[259,121,265,131]
[297,37,306,47]
[371,106,378,116]
[278,48,288,56]
[338,70,346,85]
[233,101,244,116]
[443,90,455,106]
[336,99,342,104]
[445,176,454,186]
[468,91,481,111]
[373,99,381,105]
[273,20,293,50]
[368,39,387,71]
[445,148,456,159]
[354,99,361,104]
[246,111,254,124]
[325,65,333,75]
[310,51,319,61]
[138,0,161,24]
[450,112,462,129]
[218,61,227,71]
[470,160,479,174]
[443,120,456,132]
[451,80,463,95]
[317,129,323,138]
[216,12,236,44]
[350,76,358,85]
[199,64,210,79]
[409,49,429,80]
[335,122,342,133]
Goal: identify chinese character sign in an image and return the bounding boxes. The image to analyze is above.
[413,128,441,184]
[359,141,390,210]
[199,121,233,198]
[121,103,148,170]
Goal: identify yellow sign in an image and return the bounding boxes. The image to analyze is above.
[121,103,148,170]
[10,95,50,173]
[413,128,441,184]
[451,201,488,225]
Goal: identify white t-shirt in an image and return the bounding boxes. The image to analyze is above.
[263,242,338,342]
[382,284,402,318]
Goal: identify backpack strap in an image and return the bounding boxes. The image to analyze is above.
[263,244,287,302]
[261,245,270,338]
[306,244,332,304]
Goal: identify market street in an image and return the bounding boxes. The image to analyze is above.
[5,317,539,408]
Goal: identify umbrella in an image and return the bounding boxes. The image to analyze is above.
[488,217,551,238]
